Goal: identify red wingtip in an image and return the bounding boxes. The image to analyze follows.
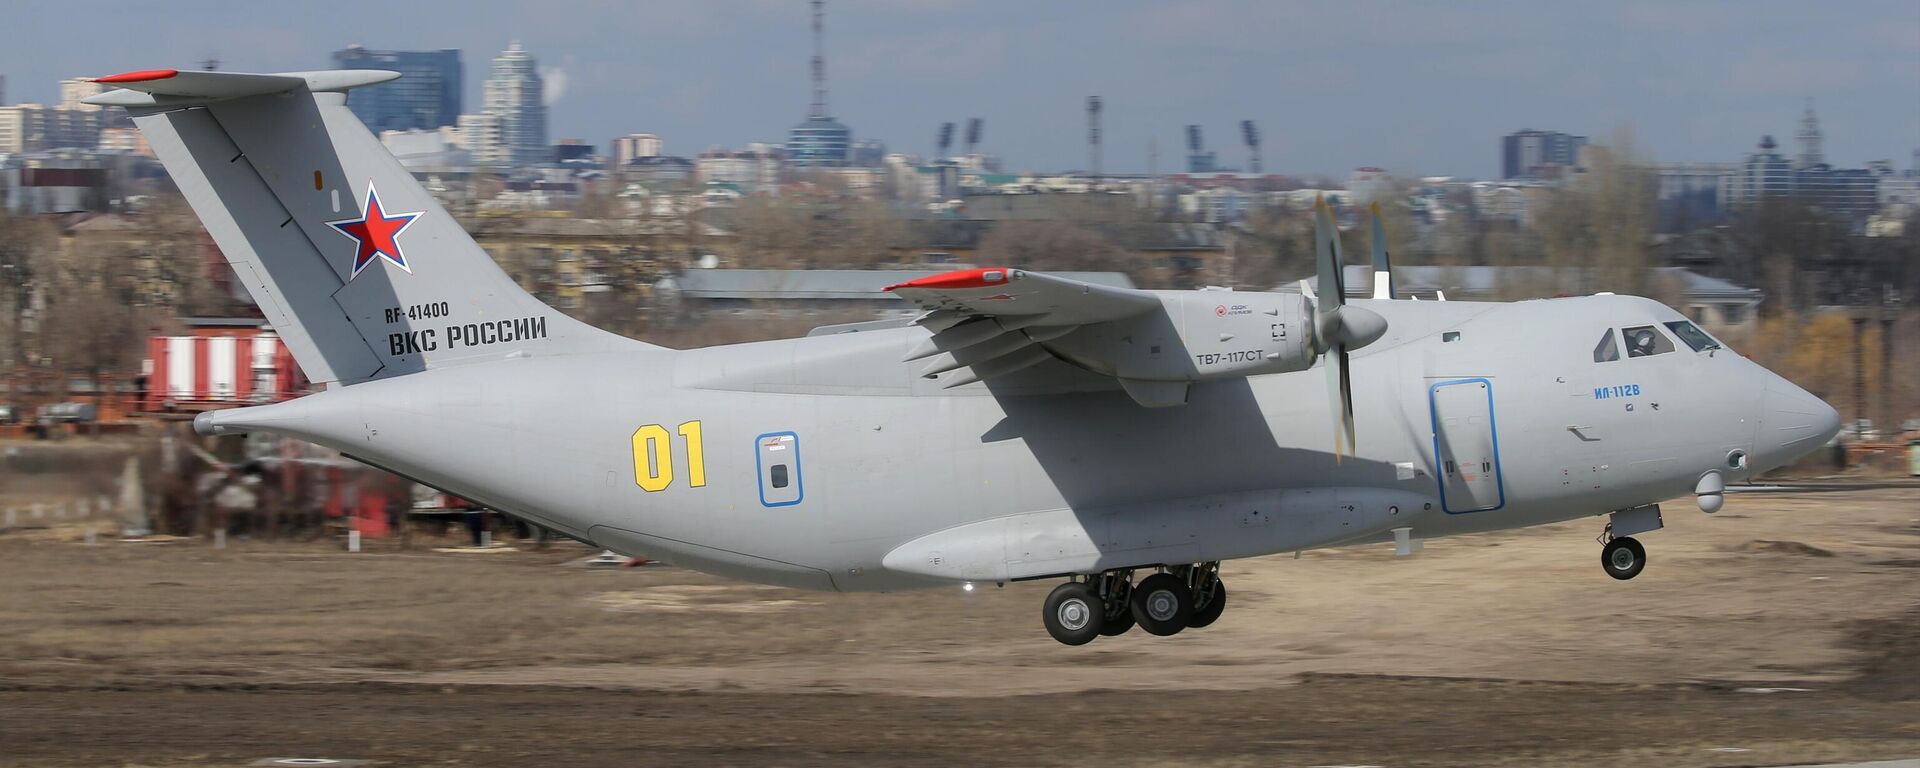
[93,69,180,84]
[884,267,1013,293]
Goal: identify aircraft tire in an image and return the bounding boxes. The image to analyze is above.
[1188,578,1227,629]
[1602,536,1646,581]
[1043,581,1105,645]
[1131,573,1193,636]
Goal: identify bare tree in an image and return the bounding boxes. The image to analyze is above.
[37,239,156,406]
[1534,128,1657,297]
[975,219,1129,275]
[0,211,61,383]
[1229,205,1312,289]
[728,196,903,269]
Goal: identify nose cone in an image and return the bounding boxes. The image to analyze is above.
[1753,377,1842,472]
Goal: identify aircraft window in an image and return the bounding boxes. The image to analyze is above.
[1663,321,1721,352]
[770,464,790,489]
[1592,330,1620,362]
[1622,325,1674,358]
[1442,331,1461,342]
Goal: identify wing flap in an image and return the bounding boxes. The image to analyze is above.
[886,267,1163,389]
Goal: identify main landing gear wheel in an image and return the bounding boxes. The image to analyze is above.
[1131,572,1194,636]
[1188,578,1227,629]
[1043,581,1104,645]
[1602,536,1646,581]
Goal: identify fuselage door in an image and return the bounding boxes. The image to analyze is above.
[755,431,804,507]
[1430,378,1504,513]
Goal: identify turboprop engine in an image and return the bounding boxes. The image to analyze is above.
[887,196,1388,417]
[1042,289,1321,384]
[1007,196,1387,419]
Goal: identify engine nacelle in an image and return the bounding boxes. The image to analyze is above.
[1045,290,1317,383]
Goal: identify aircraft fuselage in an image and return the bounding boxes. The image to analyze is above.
[201,292,1837,593]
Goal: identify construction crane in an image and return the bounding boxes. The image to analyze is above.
[1087,96,1103,182]
[1242,119,1262,174]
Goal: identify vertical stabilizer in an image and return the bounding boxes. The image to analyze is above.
[89,69,642,386]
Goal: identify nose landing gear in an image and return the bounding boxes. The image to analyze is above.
[1041,562,1227,646]
[1598,521,1647,581]
[1596,506,1660,581]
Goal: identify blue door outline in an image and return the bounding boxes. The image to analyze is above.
[754,431,804,508]
[1428,378,1506,513]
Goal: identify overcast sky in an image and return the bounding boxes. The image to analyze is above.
[5,0,1917,178]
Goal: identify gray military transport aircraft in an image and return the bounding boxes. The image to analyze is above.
[88,68,1842,645]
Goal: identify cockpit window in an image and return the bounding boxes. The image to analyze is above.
[1592,329,1620,362]
[1622,325,1675,358]
[1663,320,1721,352]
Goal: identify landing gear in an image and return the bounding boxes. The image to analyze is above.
[1096,570,1136,636]
[1041,563,1226,645]
[1042,581,1104,646]
[1601,535,1646,581]
[1188,565,1227,629]
[1132,572,1195,636]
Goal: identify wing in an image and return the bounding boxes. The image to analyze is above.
[884,267,1161,390]
[884,267,1159,325]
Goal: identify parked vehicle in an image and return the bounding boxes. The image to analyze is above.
[37,402,98,423]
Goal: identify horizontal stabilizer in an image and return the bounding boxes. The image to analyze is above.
[84,69,399,107]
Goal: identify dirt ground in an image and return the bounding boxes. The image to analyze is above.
[1,486,1917,767]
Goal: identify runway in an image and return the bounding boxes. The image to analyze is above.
[2,485,1916,766]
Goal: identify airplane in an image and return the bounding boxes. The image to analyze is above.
[86,68,1843,645]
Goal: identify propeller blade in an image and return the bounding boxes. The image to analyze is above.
[1338,345,1355,457]
[1322,341,1357,461]
[1313,196,1360,460]
[1312,196,1346,353]
[1369,201,1393,300]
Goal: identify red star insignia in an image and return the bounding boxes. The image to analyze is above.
[327,182,424,279]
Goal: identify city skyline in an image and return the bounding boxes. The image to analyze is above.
[2,0,1917,177]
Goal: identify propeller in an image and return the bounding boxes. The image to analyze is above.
[1369,201,1394,300]
[1309,196,1388,461]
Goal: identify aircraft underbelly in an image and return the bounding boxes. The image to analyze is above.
[883,487,1435,582]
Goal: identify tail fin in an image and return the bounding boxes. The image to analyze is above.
[89,68,643,387]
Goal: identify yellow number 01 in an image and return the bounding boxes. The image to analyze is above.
[633,420,706,492]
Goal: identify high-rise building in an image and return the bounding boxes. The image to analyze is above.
[697,146,783,194]
[0,74,8,106]
[456,113,505,167]
[1653,162,1737,201]
[786,1,853,168]
[1722,135,1794,207]
[483,42,548,167]
[0,104,101,154]
[612,133,663,167]
[332,46,463,134]
[1794,101,1825,170]
[1501,129,1587,180]
[850,138,886,168]
[0,106,26,154]
[58,79,105,112]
